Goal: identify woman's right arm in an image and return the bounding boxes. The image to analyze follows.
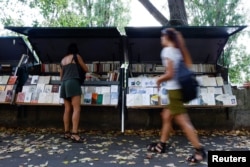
[77,55,89,72]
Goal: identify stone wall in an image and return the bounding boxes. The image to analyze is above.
[0,89,249,130]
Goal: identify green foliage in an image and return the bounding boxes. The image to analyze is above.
[185,0,250,84]
[0,0,130,32]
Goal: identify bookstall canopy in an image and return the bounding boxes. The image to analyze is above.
[5,27,123,63]
[0,36,35,66]
[125,26,246,64]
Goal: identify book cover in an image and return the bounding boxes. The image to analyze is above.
[5,85,14,91]
[52,93,60,104]
[96,94,103,104]
[22,85,37,93]
[31,75,39,84]
[16,92,25,103]
[126,94,135,106]
[30,92,39,103]
[83,93,92,104]
[110,85,118,105]
[44,84,53,93]
[102,93,111,105]
[38,92,47,103]
[214,94,237,105]
[215,76,224,86]
[150,94,159,105]
[36,84,45,93]
[0,85,6,91]
[38,76,51,84]
[142,94,150,105]
[24,92,32,103]
[51,85,60,93]
[199,93,215,105]
[0,75,10,84]
[0,91,7,102]
[223,84,233,95]
[91,92,98,104]
[5,90,13,102]
[7,76,18,85]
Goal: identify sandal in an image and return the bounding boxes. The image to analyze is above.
[71,133,86,143]
[63,131,71,139]
[146,142,166,153]
[186,147,206,163]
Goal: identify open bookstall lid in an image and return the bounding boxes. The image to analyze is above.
[5,27,122,63]
[125,26,247,64]
[0,36,35,66]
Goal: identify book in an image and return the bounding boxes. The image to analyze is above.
[44,85,53,93]
[91,92,98,104]
[52,93,60,104]
[5,90,13,102]
[0,91,7,102]
[215,76,224,86]
[31,75,39,84]
[0,85,6,91]
[30,92,39,103]
[214,94,237,105]
[126,94,135,106]
[96,94,103,104]
[199,93,215,105]
[36,84,45,93]
[22,85,37,93]
[37,76,51,84]
[0,75,10,84]
[150,94,159,105]
[16,92,25,103]
[24,92,32,103]
[110,85,118,105]
[38,92,47,103]
[51,85,60,93]
[223,84,233,95]
[5,85,14,91]
[102,93,111,105]
[142,94,150,105]
[83,93,92,104]
[7,76,18,85]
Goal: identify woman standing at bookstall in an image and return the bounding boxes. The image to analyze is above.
[146,28,206,163]
[60,43,88,143]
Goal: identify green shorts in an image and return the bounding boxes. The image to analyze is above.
[167,89,187,115]
[60,79,82,99]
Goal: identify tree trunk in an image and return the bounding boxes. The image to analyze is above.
[138,0,188,26]
[168,0,188,25]
[138,0,169,25]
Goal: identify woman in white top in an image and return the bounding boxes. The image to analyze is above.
[147,28,206,163]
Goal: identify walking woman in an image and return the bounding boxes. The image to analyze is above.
[147,28,206,163]
[60,43,88,143]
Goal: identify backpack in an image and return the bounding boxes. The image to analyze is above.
[73,54,86,84]
[177,60,198,103]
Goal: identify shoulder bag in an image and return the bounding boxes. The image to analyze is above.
[177,60,198,103]
[73,54,86,84]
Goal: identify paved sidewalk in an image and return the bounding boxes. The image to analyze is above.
[0,128,250,167]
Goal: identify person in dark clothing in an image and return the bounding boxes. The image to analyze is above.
[60,43,88,143]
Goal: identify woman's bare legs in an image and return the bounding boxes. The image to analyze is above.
[160,108,173,143]
[174,113,202,148]
[63,98,72,132]
[70,95,81,140]
[174,113,204,160]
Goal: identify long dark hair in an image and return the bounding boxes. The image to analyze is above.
[67,43,79,55]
